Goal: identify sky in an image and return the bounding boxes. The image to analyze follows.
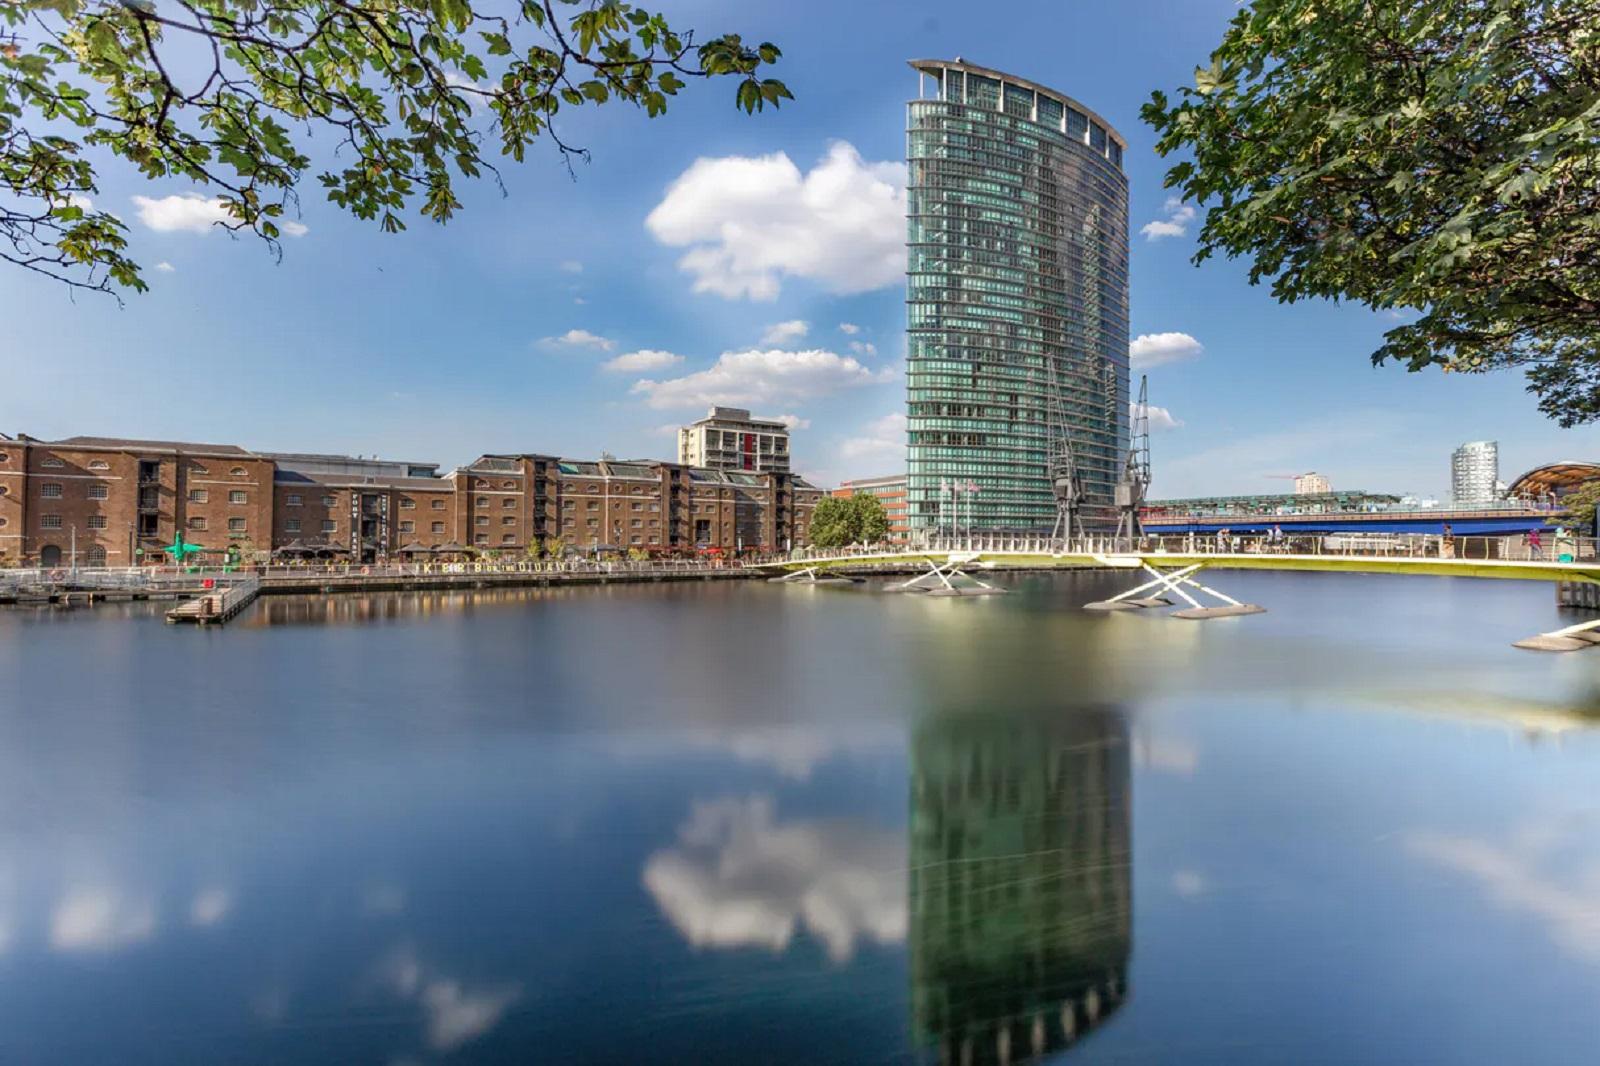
[1,0,1594,500]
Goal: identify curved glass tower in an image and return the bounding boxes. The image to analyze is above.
[906,59,1130,534]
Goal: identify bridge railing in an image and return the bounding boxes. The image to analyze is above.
[773,531,1598,565]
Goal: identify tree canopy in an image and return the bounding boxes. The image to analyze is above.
[810,492,890,549]
[0,0,788,295]
[1549,480,1600,532]
[1144,0,1600,425]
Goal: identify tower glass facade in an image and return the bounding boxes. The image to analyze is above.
[1451,440,1500,505]
[906,60,1130,534]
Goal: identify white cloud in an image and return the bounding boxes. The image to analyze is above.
[849,340,877,357]
[775,414,811,431]
[646,141,906,300]
[50,887,156,952]
[1172,870,1209,898]
[630,348,892,410]
[189,887,232,927]
[279,219,308,238]
[560,259,584,274]
[838,322,861,335]
[642,795,906,962]
[1142,403,1184,430]
[761,319,810,346]
[602,349,684,373]
[541,328,615,352]
[838,412,906,467]
[1129,331,1204,369]
[132,193,233,234]
[154,261,175,273]
[1141,195,1198,241]
[421,980,522,1052]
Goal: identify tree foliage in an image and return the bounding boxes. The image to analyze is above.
[810,492,890,548]
[1550,480,1600,532]
[1144,0,1600,424]
[0,0,789,294]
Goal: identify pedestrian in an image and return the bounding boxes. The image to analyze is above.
[1441,523,1455,559]
[1528,527,1543,559]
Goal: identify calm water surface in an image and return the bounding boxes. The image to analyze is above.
[3,572,1600,1064]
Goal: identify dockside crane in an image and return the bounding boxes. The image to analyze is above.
[1114,374,1152,546]
[1047,354,1086,544]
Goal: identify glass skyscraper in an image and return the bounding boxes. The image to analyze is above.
[906,59,1130,534]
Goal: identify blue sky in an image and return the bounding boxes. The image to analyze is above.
[1,0,1593,499]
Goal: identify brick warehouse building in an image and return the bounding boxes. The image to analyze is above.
[0,433,823,566]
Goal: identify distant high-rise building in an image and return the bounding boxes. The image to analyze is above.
[676,407,791,474]
[1451,441,1500,504]
[906,59,1130,534]
[1293,472,1330,495]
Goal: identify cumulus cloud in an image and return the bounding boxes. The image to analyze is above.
[630,348,892,410]
[50,887,156,952]
[761,320,810,346]
[130,193,307,236]
[154,261,176,273]
[642,795,907,962]
[1140,195,1198,240]
[838,322,861,335]
[1129,331,1203,369]
[541,328,616,352]
[602,349,684,373]
[1142,403,1184,430]
[189,887,232,927]
[849,340,877,357]
[775,414,811,431]
[132,193,233,233]
[838,412,906,466]
[645,142,906,300]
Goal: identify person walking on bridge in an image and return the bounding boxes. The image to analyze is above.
[1528,528,1543,560]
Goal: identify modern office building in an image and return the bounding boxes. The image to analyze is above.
[906,58,1130,534]
[677,407,792,474]
[833,474,910,543]
[1451,440,1500,505]
[1293,472,1330,495]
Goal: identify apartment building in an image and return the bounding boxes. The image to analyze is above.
[677,407,792,474]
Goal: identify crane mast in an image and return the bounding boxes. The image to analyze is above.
[1114,374,1151,545]
[1046,351,1085,544]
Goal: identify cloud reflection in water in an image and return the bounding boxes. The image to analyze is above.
[643,795,906,962]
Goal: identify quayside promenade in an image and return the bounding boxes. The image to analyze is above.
[0,558,766,613]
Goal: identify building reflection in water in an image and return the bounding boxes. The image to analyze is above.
[910,705,1132,1064]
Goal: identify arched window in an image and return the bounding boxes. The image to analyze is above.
[85,546,107,566]
[40,457,64,469]
[230,467,246,476]
[88,460,109,471]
